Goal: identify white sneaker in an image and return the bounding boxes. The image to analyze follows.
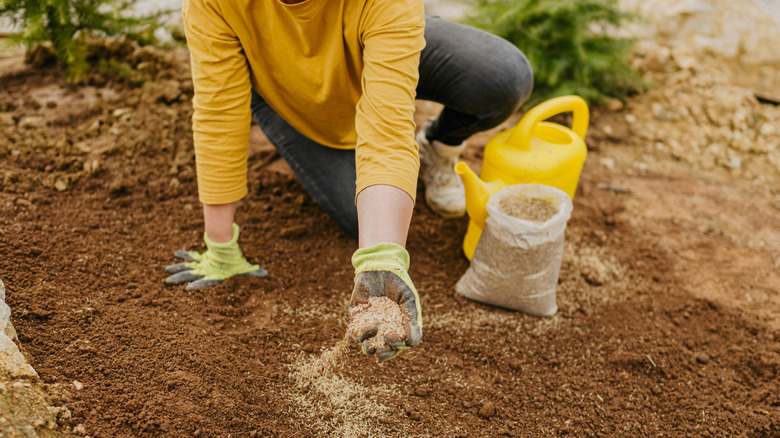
[417,119,467,218]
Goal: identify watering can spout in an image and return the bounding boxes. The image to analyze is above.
[455,162,504,229]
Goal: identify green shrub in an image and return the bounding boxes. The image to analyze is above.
[465,0,647,105]
[0,0,167,83]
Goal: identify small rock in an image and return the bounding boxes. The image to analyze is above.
[674,52,697,71]
[54,180,68,192]
[624,114,637,124]
[169,177,181,188]
[759,122,776,137]
[126,93,140,106]
[0,112,14,126]
[651,102,666,120]
[651,385,662,395]
[83,159,100,175]
[508,358,522,371]
[643,49,669,72]
[48,405,72,422]
[294,193,307,205]
[599,157,616,169]
[73,424,87,436]
[160,80,183,103]
[15,198,32,208]
[415,386,428,397]
[695,352,711,364]
[279,224,308,238]
[141,80,182,104]
[85,119,101,134]
[112,107,131,118]
[605,98,624,112]
[727,156,742,170]
[18,116,46,130]
[180,79,194,94]
[478,401,495,418]
[108,178,130,195]
[72,380,84,391]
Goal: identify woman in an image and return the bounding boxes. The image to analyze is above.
[165,0,533,360]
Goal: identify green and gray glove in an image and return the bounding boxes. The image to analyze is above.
[348,242,422,360]
[165,223,267,291]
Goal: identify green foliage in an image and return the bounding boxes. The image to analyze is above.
[98,57,147,86]
[0,0,167,83]
[465,0,647,105]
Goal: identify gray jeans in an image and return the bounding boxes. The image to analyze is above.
[250,14,533,237]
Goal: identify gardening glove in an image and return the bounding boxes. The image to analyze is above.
[165,223,268,291]
[348,242,422,361]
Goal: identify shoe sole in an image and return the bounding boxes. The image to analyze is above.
[425,192,466,219]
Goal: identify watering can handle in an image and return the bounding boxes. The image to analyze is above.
[508,95,589,150]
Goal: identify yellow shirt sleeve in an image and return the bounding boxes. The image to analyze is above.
[183,0,252,205]
[355,0,426,202]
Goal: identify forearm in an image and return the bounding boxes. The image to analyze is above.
[203,201,239,243]
[356,185,414,248]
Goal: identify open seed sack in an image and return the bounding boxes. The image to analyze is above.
[455,184,573,317]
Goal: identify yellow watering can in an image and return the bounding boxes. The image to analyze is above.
[455,95,589,261]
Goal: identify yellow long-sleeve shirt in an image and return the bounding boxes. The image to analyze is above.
[182,0,425,205]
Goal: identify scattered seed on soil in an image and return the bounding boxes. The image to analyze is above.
[4,37,780,437]
[499,196,558,223]
[296,336,350,383]
[347,296,405,352]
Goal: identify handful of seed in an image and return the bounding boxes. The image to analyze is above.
[347,296,405,352]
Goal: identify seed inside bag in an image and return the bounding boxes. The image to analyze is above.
[499,196,558,223]
[456,187,569,317]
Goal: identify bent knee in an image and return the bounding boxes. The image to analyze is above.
[485,47,534,119]
[460,43,533,122]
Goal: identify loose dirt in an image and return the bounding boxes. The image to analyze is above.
[1,41,779,437]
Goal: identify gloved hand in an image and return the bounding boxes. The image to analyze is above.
[165,223,268,291]
[348,242,422,360]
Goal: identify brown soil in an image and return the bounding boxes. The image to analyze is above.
[499,196,558,223]
[1,43,779,437]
